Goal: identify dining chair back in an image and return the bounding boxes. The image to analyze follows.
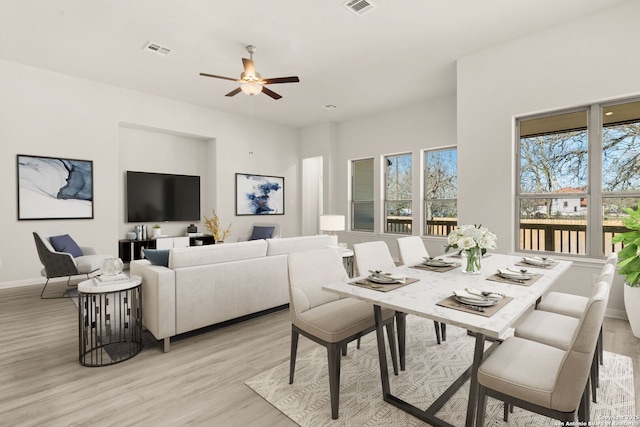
[476,280,610,425]
[287,247,399,419]
[353,241,395,276]
[396,236,429,266]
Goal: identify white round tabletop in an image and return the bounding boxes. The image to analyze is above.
[78,274,142,294]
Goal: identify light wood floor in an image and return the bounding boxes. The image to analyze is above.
[1,281,638,426]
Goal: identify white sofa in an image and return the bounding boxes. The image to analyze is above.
[130,235,334,352]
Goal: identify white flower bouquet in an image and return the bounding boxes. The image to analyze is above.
[445,224,497,274]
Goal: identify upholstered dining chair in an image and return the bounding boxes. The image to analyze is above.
[396,236,447,344]
[287,247,399,420]
[475,280,610,426]
[33,231,112,299]
[513,263,614,408]
[534,254,617,400]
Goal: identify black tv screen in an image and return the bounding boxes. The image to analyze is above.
[126,171,201,222]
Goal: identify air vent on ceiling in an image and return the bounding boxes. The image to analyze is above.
[343,0,377,16]
[142,41,171,56]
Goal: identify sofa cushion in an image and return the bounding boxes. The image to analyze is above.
[266,235,332,256]
[49,234,83,257]
[169,239,268,268]
[250,226,275,240]
[143,248,171,267]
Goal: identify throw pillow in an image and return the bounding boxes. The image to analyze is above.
[249,226,275,240]
[143,248,170,267]
[49,234,83,258]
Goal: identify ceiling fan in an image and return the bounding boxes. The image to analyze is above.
[199,45,299,100]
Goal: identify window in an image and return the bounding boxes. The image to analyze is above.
[351,158,374,231]
[424,148,457,236]
[384,153,412,234]
[516,99,640,257]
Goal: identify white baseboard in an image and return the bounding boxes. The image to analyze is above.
[0,277,43,290]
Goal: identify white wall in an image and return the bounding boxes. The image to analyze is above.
[456,0,640,317]
[333,95,458,260]
[0,59,299,287]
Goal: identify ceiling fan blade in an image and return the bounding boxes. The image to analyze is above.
[261,86,282,100]
[225,87,242,97]
[262,76,300,85]
[242,58,256,77]
[200,72,239,82]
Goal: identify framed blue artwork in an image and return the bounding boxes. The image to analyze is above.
[236,173,284,216]
[17,154,94,220]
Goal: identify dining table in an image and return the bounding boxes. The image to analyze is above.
[322,252,572,427]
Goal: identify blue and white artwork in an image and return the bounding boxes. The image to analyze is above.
[236,173,284,216]
[17,155,94,220]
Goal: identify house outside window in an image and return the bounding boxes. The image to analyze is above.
[516,99,640,257]
[424,148,457,236]
[384,153,412,234]
[351,158,374,232]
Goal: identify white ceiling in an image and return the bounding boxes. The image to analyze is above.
[0,0,631,128]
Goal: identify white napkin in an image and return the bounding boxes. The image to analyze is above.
[523,256,554,266]
[497,269,531,280]
[369,273,406,283]
[465,288,504,300]
[452,289,486,302]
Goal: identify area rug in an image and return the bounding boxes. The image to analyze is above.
[246,317,636,426]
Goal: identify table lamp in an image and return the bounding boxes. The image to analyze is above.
[320,214,345,247]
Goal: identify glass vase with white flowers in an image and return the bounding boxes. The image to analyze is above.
[445,224,497,274]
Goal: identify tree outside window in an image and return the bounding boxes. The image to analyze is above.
[517,99,640,257]
[424,148,457,236]
[385,153,412,234]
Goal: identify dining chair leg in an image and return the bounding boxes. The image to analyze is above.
[342,343,348,356]
[385,321,399,376]
[289,328,299,384]
[356,337,361,349]
[433,321,442,344]
[591,352,598,403]
[475,385,487,427]
[598,326,603,366]
[396,312,406,371]
[578,378,591,422]
[441,322,447,341]
[327,343,342,419]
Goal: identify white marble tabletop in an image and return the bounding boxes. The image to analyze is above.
[323,253,572,339]
[78,274,142,294]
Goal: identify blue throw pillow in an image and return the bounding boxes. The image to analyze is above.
[49,234,83,258]
[249,226,275,240]
[143,248,170,267]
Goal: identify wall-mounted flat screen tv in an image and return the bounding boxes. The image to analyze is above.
[126,171,200,222]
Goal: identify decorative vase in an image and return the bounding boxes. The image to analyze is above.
[462,247,482,275]
[101,258,124,276]
[153,227,161,237]
[624,284,640,338]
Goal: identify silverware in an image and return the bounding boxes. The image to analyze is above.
[481,291,506,298]
[356,279,383,289]
[465,305,485,312]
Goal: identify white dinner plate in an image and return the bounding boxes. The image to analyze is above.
[454,295,499,307]
[422,259,453,267]
[497,270,533,280]
[368,275,400,284]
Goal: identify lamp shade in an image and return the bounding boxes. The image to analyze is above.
[320,214,345,232]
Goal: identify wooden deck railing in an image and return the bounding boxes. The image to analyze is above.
[393,218,628,256]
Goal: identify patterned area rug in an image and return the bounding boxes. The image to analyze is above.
[246,317,636,426]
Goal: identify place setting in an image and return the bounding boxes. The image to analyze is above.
[410,256,461,272]
[437,287,513,316]
[350,270,419,292]
[515,255,559,269]
[486,266,542,286]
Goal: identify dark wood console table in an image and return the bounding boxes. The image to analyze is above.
[118,235,215,263]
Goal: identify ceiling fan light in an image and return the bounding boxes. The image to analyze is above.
[240,82,262,96]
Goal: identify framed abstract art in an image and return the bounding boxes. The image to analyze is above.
[17,154,94,220]
[235,173,285,216]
